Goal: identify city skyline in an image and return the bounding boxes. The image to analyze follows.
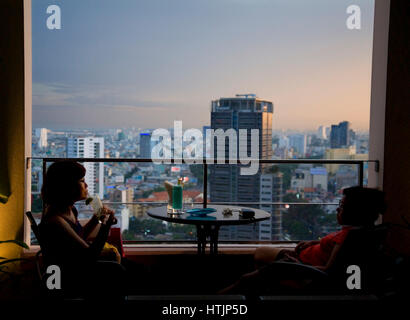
[32,124,370,136]
[32,0,374,131]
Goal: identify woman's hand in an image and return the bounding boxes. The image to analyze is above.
[100,206,117,226]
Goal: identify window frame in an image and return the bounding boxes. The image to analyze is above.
[23,0,32,247]
[23,0,390,249]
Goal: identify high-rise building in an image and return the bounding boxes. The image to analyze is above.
[317,126,327,139]
[67,137,104,199]
[289,134,307,157]
[259,172,283,241]
[210,94,282,240]
[325,127,331,139]
[139,132,152,159]
[202,125,211,159]
[35,128,48,149]
[330,121,353,148]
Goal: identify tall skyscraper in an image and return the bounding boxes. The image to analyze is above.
[67,137,105,199]
[330,121,353,148]
[210,94,282,240]
[139,132,152,159]
[202,125,211,159]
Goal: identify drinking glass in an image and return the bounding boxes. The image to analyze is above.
[172,185,183,214]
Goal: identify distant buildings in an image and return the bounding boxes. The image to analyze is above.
[109,185,134,203]
[31,118,368,242]
[135,190,203,219]
[335,165,359,190]
[324,146,367,175]
[290,166,328,194]
[67,137,105,199]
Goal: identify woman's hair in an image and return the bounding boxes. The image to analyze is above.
[341,186,386,226]
[41,161,86,215]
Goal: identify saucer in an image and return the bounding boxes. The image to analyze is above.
[186,208,217,216]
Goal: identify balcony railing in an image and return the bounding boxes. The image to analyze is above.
[28,157,378,245]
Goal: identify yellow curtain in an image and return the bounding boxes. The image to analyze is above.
[0,148,10,204]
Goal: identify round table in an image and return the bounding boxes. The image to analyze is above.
[147,205,271,254]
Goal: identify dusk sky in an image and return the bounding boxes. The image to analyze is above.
[32,0,374,132]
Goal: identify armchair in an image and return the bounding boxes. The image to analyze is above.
[251,224,390,299]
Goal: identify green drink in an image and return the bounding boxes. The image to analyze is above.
[172,185,183,210]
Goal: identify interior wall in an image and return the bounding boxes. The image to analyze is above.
[0,0,25,261]
[382,0,410,254]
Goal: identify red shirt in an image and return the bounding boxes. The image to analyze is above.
[298,227,352,266]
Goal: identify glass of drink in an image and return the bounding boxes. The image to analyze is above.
[86,194,103,221]
[172,185,183,214]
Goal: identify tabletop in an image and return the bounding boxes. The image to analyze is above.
[147,204,271,226]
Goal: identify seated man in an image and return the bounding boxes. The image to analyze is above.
[219,186,386,295]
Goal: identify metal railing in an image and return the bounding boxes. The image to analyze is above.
[32,157,377,208]
[28,157,378,244]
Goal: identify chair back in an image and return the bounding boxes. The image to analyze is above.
[25,211,42,247]
[25,211,47,282]
[326,224,389,290]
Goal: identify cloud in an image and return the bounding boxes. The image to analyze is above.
[33,82,187,110]
[32,82,205,129]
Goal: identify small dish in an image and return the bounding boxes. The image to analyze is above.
[186,208,217,216]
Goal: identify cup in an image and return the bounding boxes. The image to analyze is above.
[164,181,174,214]
[88,194,103,221]
[172,185,183,213]
[167,200,173,214]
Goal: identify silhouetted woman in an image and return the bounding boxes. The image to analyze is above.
[39,160,125,299]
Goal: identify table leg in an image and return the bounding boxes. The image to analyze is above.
[196,225,206,254]
[209,225,220,255]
